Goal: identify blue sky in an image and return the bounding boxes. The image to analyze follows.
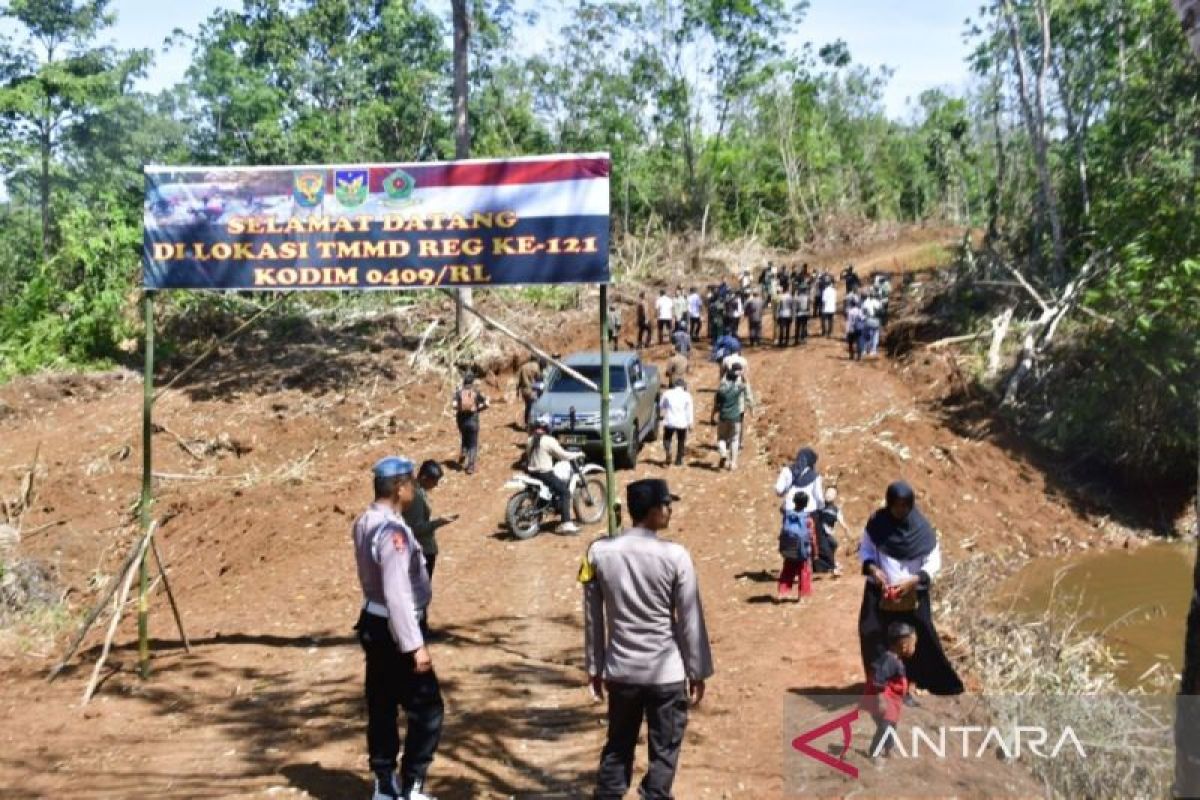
[797,0,979,117]
[103,0,976,120]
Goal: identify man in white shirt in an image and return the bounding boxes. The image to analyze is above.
[861,291,883,356]
[721,351,748,377]
[655,290,675,345]
[820,283,838,337]
[658,378,694,467]
[686,287,703,340]
[672,286,688,327]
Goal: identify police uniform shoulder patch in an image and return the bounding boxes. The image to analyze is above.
[577,538,605,584]
[577,555,595,584]
[391,529,408,552]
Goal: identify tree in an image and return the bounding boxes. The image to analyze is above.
[184,0,449,165]
[451,0,473,335]
[996,0,1066,282]
[0,0,148,257]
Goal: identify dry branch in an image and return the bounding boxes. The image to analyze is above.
[925,331,991,349]
[1001,249,1110,405]
[22,519,66,538]
[153,422,204,461]
[408,319,440,367]
[986,307,1015,379]
[152,471,248,482]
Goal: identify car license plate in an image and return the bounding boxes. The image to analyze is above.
[560,435,587,445]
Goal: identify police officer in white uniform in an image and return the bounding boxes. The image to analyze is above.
[352,457,442,800]
[581,478,715,799]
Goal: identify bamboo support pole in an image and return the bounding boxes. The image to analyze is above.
[600,285,617,536]
[447,292,599,391]
[82,522,156,705]
[139,293,154,679]
[151,536,191,653]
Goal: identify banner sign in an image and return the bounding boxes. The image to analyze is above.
[143,153,610,290]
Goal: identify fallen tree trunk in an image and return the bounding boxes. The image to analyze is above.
[1001,250,1108,406]
[986,308,1015,380]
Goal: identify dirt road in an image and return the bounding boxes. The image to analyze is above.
[0,254,1109,798]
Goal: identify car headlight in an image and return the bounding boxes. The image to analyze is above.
[609,408,629,423]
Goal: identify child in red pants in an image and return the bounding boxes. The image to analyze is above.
[777,491,816,601]
[861,621,917,764]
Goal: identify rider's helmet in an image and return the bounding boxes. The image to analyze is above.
[533,413,552,432]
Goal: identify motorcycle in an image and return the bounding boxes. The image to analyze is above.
[504,457,608,540]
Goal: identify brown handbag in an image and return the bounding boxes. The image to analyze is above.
[880,589,918,613]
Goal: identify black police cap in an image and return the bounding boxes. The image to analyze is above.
[626,478,681,521]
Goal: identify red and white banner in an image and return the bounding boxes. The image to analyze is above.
[143,153,611,291]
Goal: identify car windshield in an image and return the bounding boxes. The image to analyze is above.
[548,365,629,393]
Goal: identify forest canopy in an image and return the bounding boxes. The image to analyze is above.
[0,0,1195,482]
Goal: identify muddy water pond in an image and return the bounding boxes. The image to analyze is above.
[1008,542,1193,687]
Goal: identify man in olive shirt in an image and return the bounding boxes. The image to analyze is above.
[403,460,457,638]
[710,370,753,471]
[665,350,689,387]
[516,356,544,430]
[581,478,714,800]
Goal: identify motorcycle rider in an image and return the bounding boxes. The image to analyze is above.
[525,414,587,534]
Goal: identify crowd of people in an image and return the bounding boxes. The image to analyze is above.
[348,265,967,799]
[628,263,891,356]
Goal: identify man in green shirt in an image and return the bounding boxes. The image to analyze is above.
[709,369,754,471]
[403,460,458,637]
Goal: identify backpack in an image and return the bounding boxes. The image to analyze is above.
[458,388,478,414]
[779,510,813,561]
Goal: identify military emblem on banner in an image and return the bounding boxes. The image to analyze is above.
[334,168,369,207]
[293,170,326,208]
[382,168,416,202]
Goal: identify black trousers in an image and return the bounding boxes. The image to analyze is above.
[776,318,792,345]
[657,319,672,343]
[688,316,702,340]
[356,612,444,791]
[813,530,837,573]
[458,418,479,468]
[419,553,437,636]
[530,470,571,521]
[595,681,689,800]
[522,396,535,429]
[663,427,687,465]
[638,323,652,348]
[795,315,809,343]
[749,319,763,346]
[821,313,834,336]
[869,717,896,757]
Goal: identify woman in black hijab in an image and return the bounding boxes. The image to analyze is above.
[857,481,963,695]
[775,447,824,513]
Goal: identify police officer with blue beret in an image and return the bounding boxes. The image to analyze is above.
[352,456,443,800]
